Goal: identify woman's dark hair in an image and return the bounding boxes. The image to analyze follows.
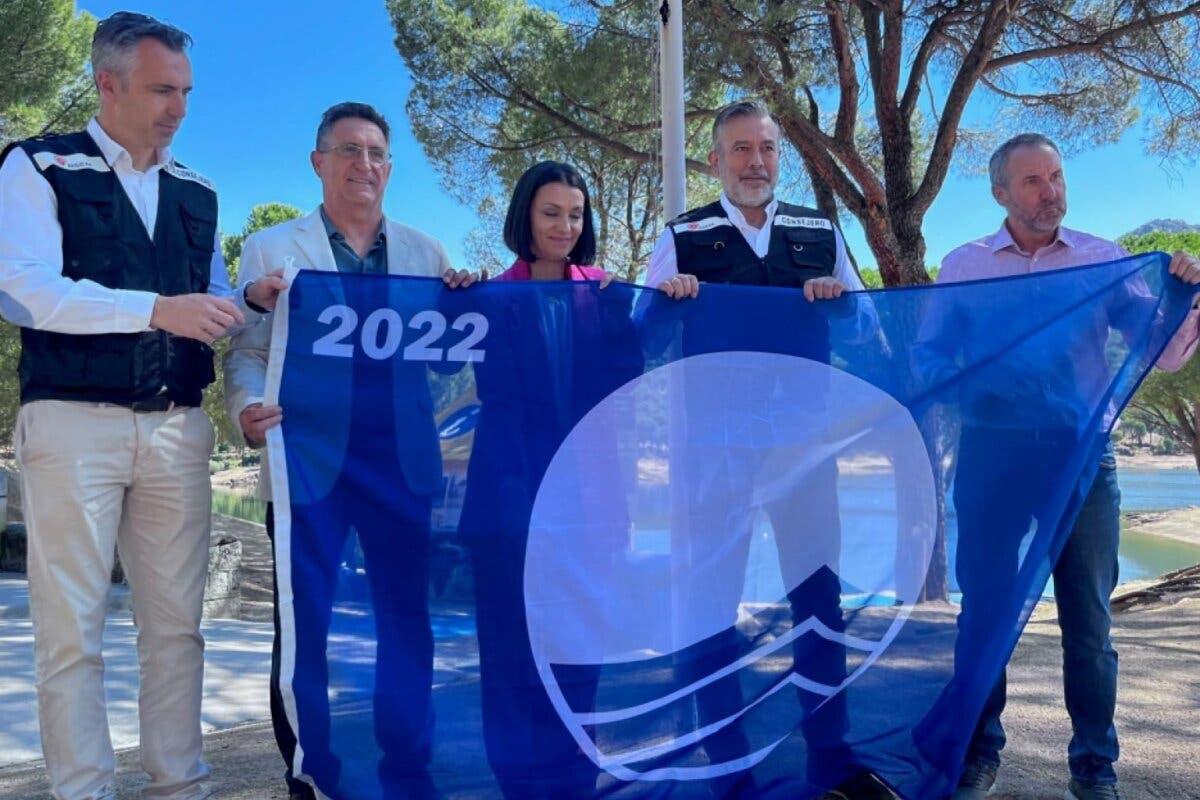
[503,160,597,266]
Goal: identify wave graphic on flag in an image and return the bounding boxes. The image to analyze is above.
[526,352,939,781]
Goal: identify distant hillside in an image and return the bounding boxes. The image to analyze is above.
[1124,218,1200,237]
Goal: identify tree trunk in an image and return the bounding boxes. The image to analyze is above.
[1192,401,1200,476]
[919,408,953,602]
[859,205,931,287]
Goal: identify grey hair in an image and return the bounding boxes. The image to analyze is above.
[711,100,777,152]
[91,11,191,83]
[315,102,391,149]
[989,133,1061,188]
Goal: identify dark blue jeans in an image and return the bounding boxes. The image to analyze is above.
[957,432,1120,786]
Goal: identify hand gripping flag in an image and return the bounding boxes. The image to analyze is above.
[262,252,1193,799]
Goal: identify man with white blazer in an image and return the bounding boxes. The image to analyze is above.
[224,101,475,800]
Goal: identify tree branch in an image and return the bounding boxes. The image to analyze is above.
[910,0,1017,216]
[985,1,1200,73]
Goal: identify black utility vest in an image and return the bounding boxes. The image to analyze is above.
[10,131,218,406]
[670,200,839,360]
[669,200,837,287]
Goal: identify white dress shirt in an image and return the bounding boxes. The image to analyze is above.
[0,117,236,334]
[644,193,864,291]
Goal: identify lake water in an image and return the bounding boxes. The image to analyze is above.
[212,464,1200,591]
[211,490,267,523]
[1099,465,1200,588]
[1116,465,1200,511]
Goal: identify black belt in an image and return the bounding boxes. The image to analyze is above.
[128,396,183,413]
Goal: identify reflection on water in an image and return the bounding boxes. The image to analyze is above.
[1117,528,1200,581]
[211,490,267,524]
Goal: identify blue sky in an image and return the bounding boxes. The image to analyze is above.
[79,0,1200,274]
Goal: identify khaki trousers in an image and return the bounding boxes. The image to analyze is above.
[15,400,215,800]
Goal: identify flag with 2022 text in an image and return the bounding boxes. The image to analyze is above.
[263,253,1191,799]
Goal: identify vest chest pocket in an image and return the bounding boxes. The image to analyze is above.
[777,227,835,268]
[57,178,118,234]
[783,228,836,275]
[179,204,217,291]
[57,180,122,283]
[679,229,760,283]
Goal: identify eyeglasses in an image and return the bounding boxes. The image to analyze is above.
[318,142,390,165]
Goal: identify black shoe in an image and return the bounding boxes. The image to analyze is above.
[286,779,318,800]
[819,770,898,799]
[1065,778,1121,800]
[950,760,998,799]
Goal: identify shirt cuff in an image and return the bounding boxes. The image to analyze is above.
[243,283,270,315]
[240,394,265,413]
[119,289,160,331]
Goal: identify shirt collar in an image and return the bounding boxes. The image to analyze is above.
[719,192,778,230]
[989,220,1074,254]
[86,117,172,173]
[319,205,386,245]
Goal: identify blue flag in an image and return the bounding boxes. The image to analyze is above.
[264,252,1191,799]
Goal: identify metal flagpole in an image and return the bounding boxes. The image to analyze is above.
[658,0,686,221]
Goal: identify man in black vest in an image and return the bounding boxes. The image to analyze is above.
[0,12,283,800]
[641,100,891,800]
[646,100,864,302]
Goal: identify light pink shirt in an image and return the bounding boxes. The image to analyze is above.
[939,223,1199,371]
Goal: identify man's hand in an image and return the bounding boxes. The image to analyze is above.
[658,273,699,299]
[803,276,847,302]
[443,267,485,289]
[150,293,245,343]
[245,269,289,312]
[239,402,283,448]
[1168,251,1200,286]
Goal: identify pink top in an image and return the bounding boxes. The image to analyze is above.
[494,259,606,282]
[940,223,1200,370]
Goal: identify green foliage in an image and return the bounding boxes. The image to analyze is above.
[1153,437,1184,456]
[1117,231,1200,259]
[859,269,884,290]
[203,203,304,448]
[0,1,97,442]
[0,326,21,442]
[858,267,937,289]
[388,0,725,280]
[0,0,96,147]
[1120,226,1200,469]
[221,202,304,278]
[389,0,1200,286]
[1120,416,1148,445]
[202,337,241,448]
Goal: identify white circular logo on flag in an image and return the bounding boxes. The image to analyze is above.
[525,352,937,781]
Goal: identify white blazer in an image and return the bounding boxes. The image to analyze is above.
[223,207,451,499]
